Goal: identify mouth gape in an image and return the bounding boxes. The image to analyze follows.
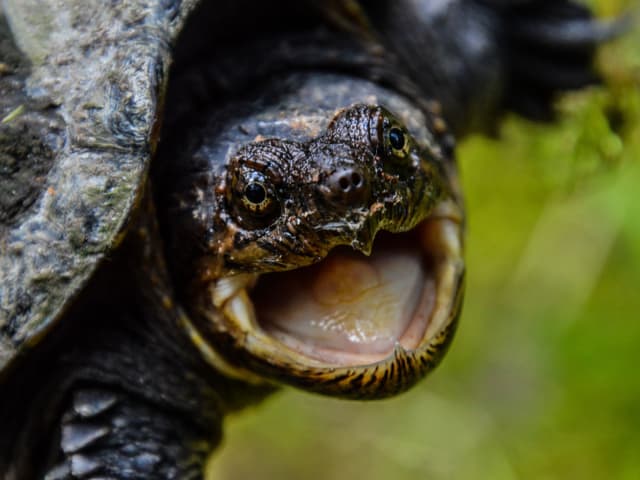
[252,226,436,366]
[209,199,463,375]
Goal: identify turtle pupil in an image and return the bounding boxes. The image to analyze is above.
[245,183,266,204]
[389,128,405,150]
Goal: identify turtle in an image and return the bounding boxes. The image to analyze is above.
[0,0,620,478]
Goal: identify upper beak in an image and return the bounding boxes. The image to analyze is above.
[350,219,377,256]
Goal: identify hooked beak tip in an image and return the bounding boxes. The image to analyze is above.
[351,230,374,256]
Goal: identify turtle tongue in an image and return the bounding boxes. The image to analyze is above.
[252,236,426,357]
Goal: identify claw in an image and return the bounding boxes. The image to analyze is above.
[513,16,631,51]
[510,53,600,91]
[494,0,630,123]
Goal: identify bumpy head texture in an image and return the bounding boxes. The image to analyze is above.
[178,104,447,281]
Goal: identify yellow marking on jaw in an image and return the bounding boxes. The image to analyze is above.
[222,290,255,333]
[210,274,257,308]
[178,311,267,386]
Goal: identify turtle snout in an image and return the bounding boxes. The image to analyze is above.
[322,168,370,207]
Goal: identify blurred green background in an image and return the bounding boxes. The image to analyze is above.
[208,2,640,479]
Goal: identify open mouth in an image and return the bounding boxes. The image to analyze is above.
[208,199,464,373]
[252,227,437,365]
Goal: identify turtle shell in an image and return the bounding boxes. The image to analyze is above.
[0,0,198,372]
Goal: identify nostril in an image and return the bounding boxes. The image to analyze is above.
[323,168,369,206]
[334,170,365,193]
[351,172,363,188]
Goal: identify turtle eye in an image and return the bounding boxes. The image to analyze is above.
[230,171,280,228]
[243,182,269,211]
[385,125,411,160]
[373,109,417,178]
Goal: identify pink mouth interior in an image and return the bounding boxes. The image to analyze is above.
[252,229,436,364]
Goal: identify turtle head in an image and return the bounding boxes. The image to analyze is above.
[166,103,464,398]
[212,105,449,274]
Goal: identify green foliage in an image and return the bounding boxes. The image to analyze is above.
[208,3,640,479]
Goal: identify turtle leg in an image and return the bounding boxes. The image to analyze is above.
[29,303,271,480]
[482,0,626,122]
[362,0,625,135]
[42,386,217,480]
[2,289,272,480]
[29,304,227,480]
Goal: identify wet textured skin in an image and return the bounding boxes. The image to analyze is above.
[0,0,618,478]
